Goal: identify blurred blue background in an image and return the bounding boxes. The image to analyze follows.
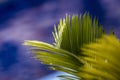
[0,0,120,80]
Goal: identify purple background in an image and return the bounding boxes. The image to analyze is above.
[0,0,120,80]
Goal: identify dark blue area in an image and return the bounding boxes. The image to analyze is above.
[0,0,48,30]
[82,0,106,24]
[0,41,18,71]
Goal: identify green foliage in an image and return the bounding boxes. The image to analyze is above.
[53,13,103,55]
[24,13,120,80]
[81,34,120,80]
[24,40,83,77]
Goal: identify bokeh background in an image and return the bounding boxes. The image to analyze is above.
[0,0,120,80]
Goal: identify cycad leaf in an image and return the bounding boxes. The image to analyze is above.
[24,40,83,75]
[53,13,104,55]
[24,13,105,80]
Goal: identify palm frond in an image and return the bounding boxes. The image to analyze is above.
[24,13,105,80]
[24,40,83,77]
[81,34,120,80]
[53,13,104,55]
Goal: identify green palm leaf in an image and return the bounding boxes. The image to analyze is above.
[24,13,104,80]
[53,13,103,55]
[24,40,83,76]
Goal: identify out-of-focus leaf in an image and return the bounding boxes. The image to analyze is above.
[81,34,120,80]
